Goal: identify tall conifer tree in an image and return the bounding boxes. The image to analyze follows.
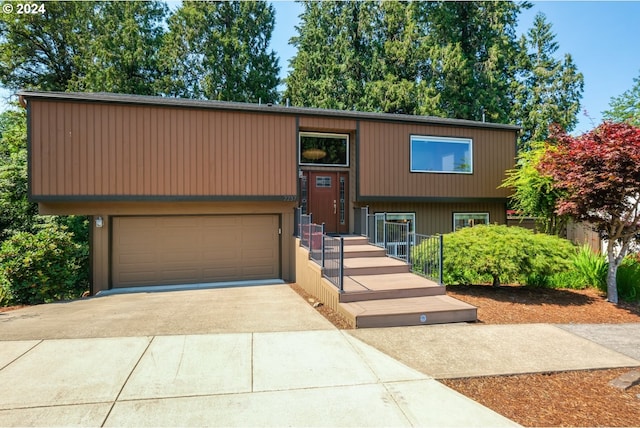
[285,1,376,110]
[158,0,280,103]
[512,13,584,150]
[74,1,168,95]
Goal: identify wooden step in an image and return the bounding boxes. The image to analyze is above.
[339,295,478,328]
[341,273,445,302]
[343,256,410,276]
[343,245,386,258]
[341,236,370,246]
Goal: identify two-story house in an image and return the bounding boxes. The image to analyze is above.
[19,91,518,295]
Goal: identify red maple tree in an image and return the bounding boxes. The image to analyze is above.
[539,121,640,303]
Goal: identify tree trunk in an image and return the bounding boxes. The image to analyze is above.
[492,275,500,287]
[606,247,620,304]
[605,259,619,304]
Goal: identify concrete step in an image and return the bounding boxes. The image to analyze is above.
[343,257,410,276]
[339,295,478,328]
[343,245,386,259]
[340,273,445,302]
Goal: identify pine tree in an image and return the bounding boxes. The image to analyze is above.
[158,0,280,103]
[512,13,584,150]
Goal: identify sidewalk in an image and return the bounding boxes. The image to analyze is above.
[0,331,517,427]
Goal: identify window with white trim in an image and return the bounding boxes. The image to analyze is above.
[453,213,489,231]
[410,135,473,173]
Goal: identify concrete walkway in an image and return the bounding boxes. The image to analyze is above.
[347,323,640,379]
[1,284,639,427]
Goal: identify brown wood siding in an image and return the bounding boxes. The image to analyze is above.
[366,202,507,235]
[298,116,357,133]
[29,100,297,198]
[358,121,516,199]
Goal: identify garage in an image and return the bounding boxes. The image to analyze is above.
[111,215,280,288]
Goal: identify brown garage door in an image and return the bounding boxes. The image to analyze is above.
[112,215,280,288]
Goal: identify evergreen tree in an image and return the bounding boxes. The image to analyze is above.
[512,13,584,151]
[286,0,528,122]
[363,1,437,115]
[158,0,280,103]
[422,1,525,122]
[72,1,168,95]
[603,71,640,126]
[285,1,376,110]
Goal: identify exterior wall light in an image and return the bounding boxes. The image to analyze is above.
[95,216,103,228]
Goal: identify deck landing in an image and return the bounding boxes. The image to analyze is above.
[333,236,477,328]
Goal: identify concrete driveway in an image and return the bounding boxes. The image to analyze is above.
[0,284,518,427]
[0,284,333,340]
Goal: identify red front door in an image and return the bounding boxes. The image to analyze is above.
[303,171,348,234]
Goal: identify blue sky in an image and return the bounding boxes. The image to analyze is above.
[271,1,640,135]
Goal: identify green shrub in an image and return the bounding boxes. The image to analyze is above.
[0,223,88,305]
[0,271,10,305]
[544,269,588,289]
[616,255,640,302]
[436,224,575,287]
[547,246,639,302]
[572,245,607,290]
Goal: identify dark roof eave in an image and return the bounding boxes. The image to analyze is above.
[17,90,521,132]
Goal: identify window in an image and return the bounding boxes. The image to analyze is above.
[299,132,349,166]
[315,176,332,188]
[384,213,416,233]
[410,135,473,174]
[453,213,489,231]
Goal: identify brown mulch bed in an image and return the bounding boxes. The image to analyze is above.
[442,368,640,427]
[291,283,640,427]
[0,304,28,312]
[446,284,640,324]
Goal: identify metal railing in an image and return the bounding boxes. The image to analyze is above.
[308,223,325,265]
[294,209,344,292]
[299,213,312,249]
[411,234,443,284]
[365,212,443,284]
[383,221,412,262]
[322,235,344,292]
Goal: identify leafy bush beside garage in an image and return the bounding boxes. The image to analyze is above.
[435,224,576,287]
[0,222,89,305]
